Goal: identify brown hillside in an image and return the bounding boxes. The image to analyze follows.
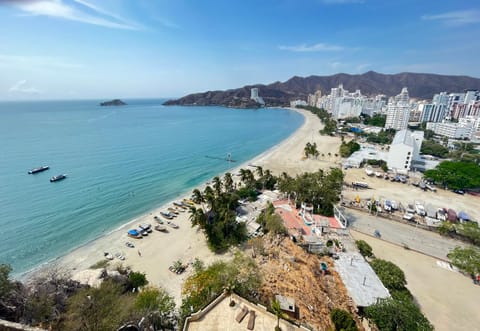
[252,235,363,331]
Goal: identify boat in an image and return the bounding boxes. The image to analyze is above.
[50,174,67,182]
[352,181,368,189]
[127,229,142,239]
[160,211,175,219]
[104,252,114,260]
[415,202,425,216]
[167,207,179,215]
[125,241,135,248]
[173,201,185,208]
[167,221,179,229]
[365,166,374,176]
[115,252,125,261]
[375,171,383,178]
[139,223,152,233]
[137,228,148,236]
[155,224,167,232]
[28,166,49,174]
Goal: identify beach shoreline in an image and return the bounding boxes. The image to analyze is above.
[24,106,342,304]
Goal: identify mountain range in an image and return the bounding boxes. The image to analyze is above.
[164,71,480,108]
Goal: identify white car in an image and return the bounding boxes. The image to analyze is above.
[403,213,415,221]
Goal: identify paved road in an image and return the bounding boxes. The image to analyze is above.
[343,208,466,260]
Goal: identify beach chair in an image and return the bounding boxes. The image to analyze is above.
[247,310,256,330]
[235,305,249,323]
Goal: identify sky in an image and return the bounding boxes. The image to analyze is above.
[0,0,479,100]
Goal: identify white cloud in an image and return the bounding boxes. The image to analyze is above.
[8,80,41,94]
[5,0,142,30]
[422,9,480,26]
[279,43,344,52]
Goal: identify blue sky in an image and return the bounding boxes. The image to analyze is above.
[0,0,479,100]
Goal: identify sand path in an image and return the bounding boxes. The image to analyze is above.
[351,231,480,331]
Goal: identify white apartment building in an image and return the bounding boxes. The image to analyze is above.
[385,87,411,130]
[250,88,265,105]
[387,130,424,172]
[427,116,480,140]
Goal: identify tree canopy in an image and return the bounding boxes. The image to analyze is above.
[339,140,360,157]
[369,259,406,291]
[363,114,386,127]
[180,254,261,325]
[277,168,344,216]
[364,297,433,331]
[420,139,449,158]
[424,161,480,190]
[330,308,358,331]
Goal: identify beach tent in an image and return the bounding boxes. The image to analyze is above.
[458,211,470,222]
[447,209,457,222]
[128,229,140,237]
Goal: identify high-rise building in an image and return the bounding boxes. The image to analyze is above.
[385,103,410,130]
[250,88,264,105]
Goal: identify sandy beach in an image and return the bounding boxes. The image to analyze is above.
[30,107,341,304]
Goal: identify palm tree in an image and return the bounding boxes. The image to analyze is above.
[203,186,215,209]
[239,168,248,186]
[212,176,222,197]
[271,299,283,331]
[191,188,204,205]
[223,172,234,192]
[256,166,264,178]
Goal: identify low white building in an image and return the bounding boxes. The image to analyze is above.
[387,130,424,172]
[290,99,308,107]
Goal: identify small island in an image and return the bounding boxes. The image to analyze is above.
[100,99,126,106]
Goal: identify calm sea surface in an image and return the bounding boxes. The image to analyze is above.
[0,99,303,275]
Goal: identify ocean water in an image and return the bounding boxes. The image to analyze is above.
[0,99,303,276]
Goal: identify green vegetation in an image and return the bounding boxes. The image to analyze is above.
[365,256,433,330]
[420,139,449,158]
[127,271,148,291]
[424,161,480,190]
[256,202,287,235]
[339,140,360,157]
[447,246,480,277]
[369,259,407,299]
[355,240,373,258]
[364,297,433,331]
[277,168,344,216]
[134,287,176,330]
[271,299,284,331]
[364,159,388,172]
[449,142,480,163]
[180,254,261,326]
[189,183,247,253]
[60,280,136,330]
[330,308,358,331]
[297,105,337,135]
[363,114,386,127]
[0,263,177,330]
[365,129,396,145]
[304,142,320,158]
[89,259,110,269]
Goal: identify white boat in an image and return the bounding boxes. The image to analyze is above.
[104,252,114,260]
[167,221,179,229]
[155,224,167,232]
[365,166,374,176]
[375,171,383,178]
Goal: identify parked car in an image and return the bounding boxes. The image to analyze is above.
[403,213,415,221]
[453,189,465,195]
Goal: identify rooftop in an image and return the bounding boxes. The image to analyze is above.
[334,252,390,307]
[184,293,308,331]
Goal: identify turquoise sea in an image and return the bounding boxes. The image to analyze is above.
[0,99,303,276]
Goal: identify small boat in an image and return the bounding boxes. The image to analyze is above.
[137,228,148,236]
[50,174,67,182]
[365,166,374,176]
[160,211,174,219]
[127,229,142,239]
[125,241,135,248]
[167,207,179,215]
[375,171,383,178]
[115,252,125,261]
[173,201,185,208]
[104,252,114,260]
[154,224,167,232]
[167,221,179,229]
[139,223,152,233]
[28,166,49,174]
[182,199,195,206]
